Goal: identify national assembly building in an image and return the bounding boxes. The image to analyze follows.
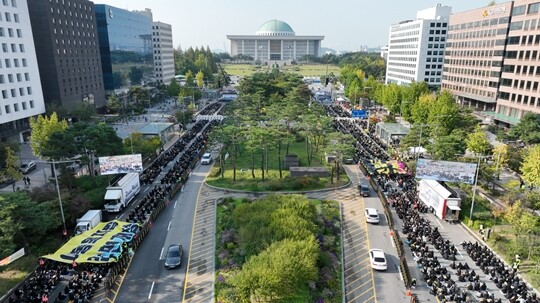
[227,20,324,64]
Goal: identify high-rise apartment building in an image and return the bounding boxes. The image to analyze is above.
[28,0,105,109]
[385,4,452,88]
[0,0,45,142]
[496,0,540,125]
[152,21,174,85]
[442,2,513,113]
[95,5,153,92]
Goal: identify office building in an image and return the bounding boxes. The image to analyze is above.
[495,0,540,125]
[442,2,513,113]
[0,0,45,142]
[95,5,153,92]
[385,4,452,88]
[28,0,105,109]
[227,19,324,64]
[152,21,174,85]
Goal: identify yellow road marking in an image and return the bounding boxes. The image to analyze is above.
[111,256,133,302]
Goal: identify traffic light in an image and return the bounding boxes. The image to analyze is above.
[325,77,329,85]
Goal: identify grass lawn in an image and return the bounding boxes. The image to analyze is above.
[222,63,340,77]
[206,141,349,191]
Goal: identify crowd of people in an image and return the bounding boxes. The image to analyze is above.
[6,102,223,303]
[327,104,540,303]
[8,261,110,303]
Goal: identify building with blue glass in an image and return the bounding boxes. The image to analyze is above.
[95,5,153,92]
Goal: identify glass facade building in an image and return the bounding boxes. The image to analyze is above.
[95,5,153,92]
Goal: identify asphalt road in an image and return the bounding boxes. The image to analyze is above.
[115,162,212,303]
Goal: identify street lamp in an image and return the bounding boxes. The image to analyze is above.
[456,154,492,221]
[34,158,79,231]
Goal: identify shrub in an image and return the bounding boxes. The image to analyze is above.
[473,211,494,221]
[208,166,221,178]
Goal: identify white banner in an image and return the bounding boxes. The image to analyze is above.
[416,159,477,184]
[0,247,25,266]
[98,154,143,175]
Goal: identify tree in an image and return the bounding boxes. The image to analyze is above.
[166,78,181,97]
[195,70,204,88]
[466,125,492,155]
[521,145,540,188]
[0,194,21,256]
[427,129,467,160]
[2,147,22,191]
[428,90,460,137]
[231,237,319,301]
[508,112,540,144]
[410,94,435,124]
[324,132,355,183]
[107,94,122,114]
[29,112,69,158]
[492,143,509,179]
[71,102,96,122]
[41,130,77,160]
[129,66,143,84]
[175,108,194,128]
[0,141,20,169]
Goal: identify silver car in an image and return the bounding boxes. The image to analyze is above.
[19,161,36,174]
[164,244,183,269]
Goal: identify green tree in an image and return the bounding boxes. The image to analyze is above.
[166,78,181,97]
[509,112,540,144]
[427,129,467,160]
[232,238,319,301]
[0,141,20,169]
[410,94,435,124]
[2,147,22,191]
[107,94,122,114]
[521,145,540,187]
[195,70,204,88]
[428,90,460,137]
[0,194,21,256]
[492,143,509,179]
[29,112,69,158]
[123,132,161,159]
[41,130,77,160]
[324,132,355,183]
[71,102,96,122]
[175,108,194,129]
[129,66,143,84]
[466,125,492,155]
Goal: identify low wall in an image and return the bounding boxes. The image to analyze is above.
[289,167,329,177]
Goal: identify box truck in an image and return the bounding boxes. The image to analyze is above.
[104,173,140,213]
[75,210,102,234]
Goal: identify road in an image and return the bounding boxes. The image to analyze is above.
[115,162,212,303]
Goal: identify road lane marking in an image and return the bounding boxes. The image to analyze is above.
[144,187,149,193]
[182,175,205,303]
[148,281,155,299]
[458,249,464,258]
[111,255,134,302]
[398,265,403,281]
[174,200,178,208]
[167,221,172,231]
[160,247,164,260]
[390,234,395,248]
[118,214,124,220]
[436,218,444,228]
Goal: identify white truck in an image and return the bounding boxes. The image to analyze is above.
[75,210,102,235]
[104,173,141,213]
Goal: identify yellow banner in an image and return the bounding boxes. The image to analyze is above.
[43,220,140,264]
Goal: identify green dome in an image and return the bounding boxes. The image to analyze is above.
[256,20,295,36]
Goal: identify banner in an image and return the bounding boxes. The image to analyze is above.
[416,159,477,184]
[98,154,143,175]
[0,247,25,266]
[43,221,140,264]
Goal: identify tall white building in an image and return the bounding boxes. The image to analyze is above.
[0,0,45,142]
[385,4,452,88]
[152,21,175,85]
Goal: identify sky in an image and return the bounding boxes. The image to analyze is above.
[94,0,490,52]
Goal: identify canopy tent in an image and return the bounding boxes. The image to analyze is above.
[43,220,140,264]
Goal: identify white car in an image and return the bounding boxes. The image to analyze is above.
[369,249,387,271]
[365,208,380,224]
[201,153,212,165]
[19,161,36,174]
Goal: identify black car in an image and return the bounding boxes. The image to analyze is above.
[360,184,370,197]
[164,244,183,269]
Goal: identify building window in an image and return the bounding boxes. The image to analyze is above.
[13,103,18,112]
[528,2,540,14]
[13,14,18,23]
[513,5,526,16]
[4,105,10,113]
[21,101,26,110]
[29,100,34,108]
[27,87,32,95]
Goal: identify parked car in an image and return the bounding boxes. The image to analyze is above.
[201,153,212,165]
[19,161,36,174]
[369,249,387,270]
[365,208,380,224]
[164,244,183,269]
